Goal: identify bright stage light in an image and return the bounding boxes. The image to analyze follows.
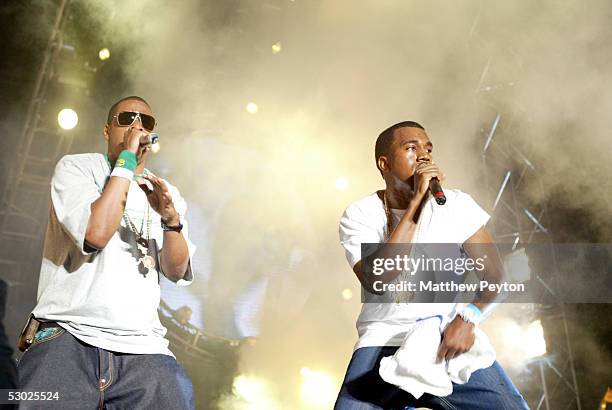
[494,317,547,363]
[151,142,161,154]
[98,48,110,61]
[231,374,281,410]
[341,288,353,300]
[57,108,78,130]
[335,176,349,191]
[499,320,523,347]
[246,102,259,114]
[272,42,282,54]
[233,375,267,402]
[523,320,547,359]
[300,367,337,409]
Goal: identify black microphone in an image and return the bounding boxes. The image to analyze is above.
[429,177,446,205]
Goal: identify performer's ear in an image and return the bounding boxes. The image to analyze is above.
[377,156,389,173]
[103,124,110,142]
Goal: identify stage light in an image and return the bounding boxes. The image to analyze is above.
[341,288,353,300]
[499,319,523,346]
[232,375,280,409]
[494,317,547,363]
[151,142,161,154]
[98,48,110,61]
[272,42,282,54]
[57,108,78,130]
[335,176,349,191]
[300,367,337,409]
[523,320,547,359]
[504,247,531,282]
[233,375,266,402]
[233,375,267,402]
[246,102,259,114]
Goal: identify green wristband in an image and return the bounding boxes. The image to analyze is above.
[115,150,137,172]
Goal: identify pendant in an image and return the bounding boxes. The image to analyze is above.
[137,237,149,248]
[136,241,151,277]
[142,255,156,270]
[134,238,159,278]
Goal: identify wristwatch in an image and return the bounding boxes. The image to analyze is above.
[161,219,183,233]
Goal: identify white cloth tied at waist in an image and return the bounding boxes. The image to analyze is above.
[378,315,496,399]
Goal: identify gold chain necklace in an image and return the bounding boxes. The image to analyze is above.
[382,189,415,303]
[382,190,393,241]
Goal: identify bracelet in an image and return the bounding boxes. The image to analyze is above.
[115,150,137,172]
[458,303,482,326]
[110,150,137,181]
[161,219,183,233]
[110,166,134,181]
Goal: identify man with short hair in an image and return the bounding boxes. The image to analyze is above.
[335,121,529,409]
[18,96,196,409]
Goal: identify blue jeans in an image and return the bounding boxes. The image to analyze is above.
[335,346,529,410]
[18,327,194,409]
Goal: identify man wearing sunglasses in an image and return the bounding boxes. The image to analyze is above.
[18,96,196,409]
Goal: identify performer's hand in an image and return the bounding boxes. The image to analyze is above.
[123,126,152,161]
[436,316,475,363]
[413,161,445,200]
[140,174,180,225]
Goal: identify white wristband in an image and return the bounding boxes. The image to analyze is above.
[110,166,134,181]
[458,303,482,326]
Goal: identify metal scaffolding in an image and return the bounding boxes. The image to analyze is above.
[0,0,72,238]
[467,6,582,405]
[479,108,582,410]
[0,0,73,342]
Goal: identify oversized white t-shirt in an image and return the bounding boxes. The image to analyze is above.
[32,153,196,356]
[339,189,490,351]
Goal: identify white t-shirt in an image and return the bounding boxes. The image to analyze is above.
[32,153,196,356]
[339,189,490,351]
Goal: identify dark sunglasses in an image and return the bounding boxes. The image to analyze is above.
[111,111,156,132]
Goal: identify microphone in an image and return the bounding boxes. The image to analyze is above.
[429,177,446,205]
[139,133,160,148]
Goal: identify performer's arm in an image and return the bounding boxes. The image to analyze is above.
[85,128,145,250]
[353,162,443,292]
[351,198,420,291]
[141,174,190,282]
[159,229,189,282]
[437,226,503,362]
[463,226,504,311]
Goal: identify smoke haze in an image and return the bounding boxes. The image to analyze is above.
[2,0,611,408]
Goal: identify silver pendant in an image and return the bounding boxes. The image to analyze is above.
[142,255,156,270]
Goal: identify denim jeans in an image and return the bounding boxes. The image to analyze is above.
[335,346,530,410]
[18,327,194,410]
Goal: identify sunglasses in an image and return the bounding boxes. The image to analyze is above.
[111,111,156,132]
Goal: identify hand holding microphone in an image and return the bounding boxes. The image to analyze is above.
[124,126,160,157]
[413,161,446,205]
[429,177,446,205]
[139,133,159,150]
